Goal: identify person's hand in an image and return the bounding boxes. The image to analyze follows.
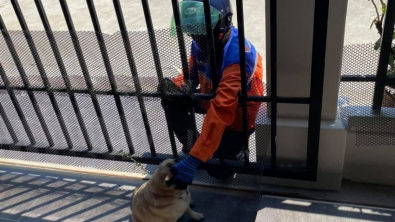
[170,155,201,190]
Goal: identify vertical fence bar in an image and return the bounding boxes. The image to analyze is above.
[141,0,178,158]
[113,0,156,157]
[86,0,135,154]
[203,0,218,92]
[0,63,35,145]
[0,16,39,146]
[269,0,277,169]
[202,0,224,163]
[6,1,55,147]
[58,0,113,152]
[9,1,74,149]
[306,0,330,181]
[236,0,250,166]
[0,101,18,144]
[170,0,198,152]
[33,0,96,150]
[372,0,395,111]
[170,0,191,83]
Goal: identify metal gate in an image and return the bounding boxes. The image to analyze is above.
[0,0,331,186]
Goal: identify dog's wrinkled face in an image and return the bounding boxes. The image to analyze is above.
[157,159,176,188]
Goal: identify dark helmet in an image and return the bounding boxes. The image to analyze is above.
[170,0,233,39]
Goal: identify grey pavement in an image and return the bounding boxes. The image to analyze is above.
[0,0,383,79]
[1,164,395,222]
[0,164,259,222]
[256,196,395,222]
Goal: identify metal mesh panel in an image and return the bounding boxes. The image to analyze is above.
[34,91,67,149]
[0,27,270,190]
[15,90,48,147]
[0,102,12,144]
[51,31,86,90]
[0,31,25,87]
[0,90,29,146]
[76,31,112,91]
[55,92,87,150]
[341,44,380,77]
[75,93,107,151]
[96,94,129,152]
[339,43,395,146]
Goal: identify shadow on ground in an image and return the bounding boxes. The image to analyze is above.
[0,164,259,222]
[256,196,395,222]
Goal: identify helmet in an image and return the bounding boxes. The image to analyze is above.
[170,0,233,38]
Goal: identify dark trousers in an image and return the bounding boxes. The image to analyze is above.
[161,96,251,160]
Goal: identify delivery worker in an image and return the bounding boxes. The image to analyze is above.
[161,0,264,189]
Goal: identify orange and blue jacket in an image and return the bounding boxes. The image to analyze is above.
[172,27,264,162]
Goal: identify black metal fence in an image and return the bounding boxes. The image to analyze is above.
[338,0,395,148]
[0,0,331,182]
[341,0,395,111]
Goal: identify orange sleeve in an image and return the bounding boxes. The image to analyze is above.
[172,73,185,91]
[189,64,241,162]
[172,56,196,90]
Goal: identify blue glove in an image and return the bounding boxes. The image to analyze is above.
[171,155,201,190]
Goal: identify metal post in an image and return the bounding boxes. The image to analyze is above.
[113,0,156,157]
[306,0,330,181]
[171,0,198,153]
[86,0,135,154]
[58,0,113,152]
[372,0,395,111]
[0,101,18,144]
[141,0,178,158]
[0,63,35,145]
[203,0,218,92]
[236,0,250,166]
[269,0,277,169]
[202,0,224,163]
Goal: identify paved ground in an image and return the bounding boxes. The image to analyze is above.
[0,164,395,222]
[256,196,395,222]
[0,164,260,222]
[0,0,382,73]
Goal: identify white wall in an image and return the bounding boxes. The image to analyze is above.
[265,0,348,120]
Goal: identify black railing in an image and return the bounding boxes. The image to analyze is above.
[341,0,395,111]
[58,0,113,152]
[0,0,332,182]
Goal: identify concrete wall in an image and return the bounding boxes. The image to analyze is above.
[255,0,349,190]
[343,131,395,186]
[341,108,395,186]
[256,112,347,191]
[265,0,348,121]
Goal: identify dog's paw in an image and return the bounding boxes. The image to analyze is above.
[190,212,204,221]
